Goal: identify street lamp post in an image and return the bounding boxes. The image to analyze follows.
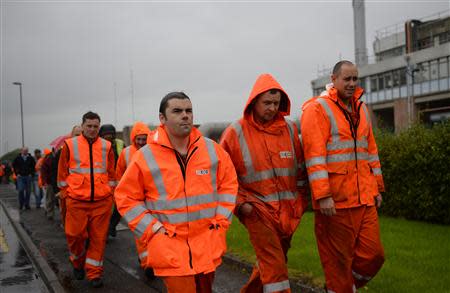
[12,82,24,148]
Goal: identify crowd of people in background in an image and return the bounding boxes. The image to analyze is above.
[0,61,387,293]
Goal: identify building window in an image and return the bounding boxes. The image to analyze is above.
[430,60,438,80]
[385,72,393,88]
[378,74,384,90]
[439,57,449,78]
[370,76,378,92]
[399,68,407,85]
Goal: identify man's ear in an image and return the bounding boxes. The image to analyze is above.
[159,112,166,125]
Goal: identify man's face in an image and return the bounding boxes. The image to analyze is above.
[35,151,41,159]
[82,119,100,140]
[332,64,359,100]
[253,90,281,124]
[159,98,193,139]
[21,148,28,155]
[134,134,148,149]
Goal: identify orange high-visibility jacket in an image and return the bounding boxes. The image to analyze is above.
[57,135,116,201]
[114,126,238,276]
[116,122,152,180]
[301,86,384,210]
[220,73,308,236]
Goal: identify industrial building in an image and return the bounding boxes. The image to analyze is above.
[311,7,450,132]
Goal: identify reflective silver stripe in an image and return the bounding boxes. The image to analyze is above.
[297,180,307,187]
[86,258,103,267]
[141,146,167,199]
[154,207,216,224]
[352,270,372,281]
[69,167,106,174]
[285,118,298,176]
[101,138,107,170]
[255,190,296,203]
[306,156,326,168]
[152,221,163,233]
[58,181,67,187]
[72,136,81,168]
[263,279,290,293]
[368,154,379,162]
[353,284,357,293]
[362,103,371,126]
[146,193,235,211]
[231,121,255,174]
[216,205,233,221]
[327,138,368,151]
[134,214,156,238]
[204,138,218,193]
[139,251,148,260]
[317,98,339,142]
[239,168,296,184]
[217,193,236,203]
[308,170,328,181]
[123,204,148,223]
[109,180,117,187]
[372,168,382,175]
[125,146,131,166]
[327,290,336,293]
[327,152,368,163]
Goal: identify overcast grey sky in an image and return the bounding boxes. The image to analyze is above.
[1,0,449,155]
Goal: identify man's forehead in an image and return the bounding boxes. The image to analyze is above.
[339,64,358,76]
[260,91,281,101]
[167,98,192,109]
[84,119,100,125]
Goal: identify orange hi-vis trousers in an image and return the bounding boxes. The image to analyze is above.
[315,205,385,293]
[65,196,113,280]
[162,272,215,293]
[241,210,292,293]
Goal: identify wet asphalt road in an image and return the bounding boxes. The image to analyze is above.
[0,184,249,292]
[0,204,48,292]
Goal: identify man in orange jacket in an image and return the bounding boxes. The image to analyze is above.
[115,92,238,293]
[301,61,385,293]
[220,74,309,293]
[115,121,153,277]
[57,111,116,288]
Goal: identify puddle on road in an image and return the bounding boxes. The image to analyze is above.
[0,205,47,292]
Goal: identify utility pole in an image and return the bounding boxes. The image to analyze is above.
[12,82,25,148]
[130,69,135,123]
[114,82,118,126]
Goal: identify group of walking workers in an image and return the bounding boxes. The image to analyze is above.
[54,60,385,293]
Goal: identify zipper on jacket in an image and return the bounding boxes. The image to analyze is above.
[172,144,199,270]
[89,141,95,202]
[334,100,363,203]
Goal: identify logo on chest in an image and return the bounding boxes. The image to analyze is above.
[196,169,210,175]
[279,151,293,159]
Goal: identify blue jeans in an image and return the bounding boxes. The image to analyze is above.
[17,175,32,209]
[32,174,43,207]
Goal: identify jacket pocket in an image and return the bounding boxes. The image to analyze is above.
[327,163,349,202]
[146,233,181,270]
[209,224,227,261]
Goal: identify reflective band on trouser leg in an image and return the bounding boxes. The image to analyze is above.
[263,280,290,293]
[58,181,67,188]
[352,270,372,282]
[86,258,103,267]
[372,168,382,175]
[139,251,148,261]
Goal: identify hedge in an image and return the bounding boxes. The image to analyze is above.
[376,122,450,224]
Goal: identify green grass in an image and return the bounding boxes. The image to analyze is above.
[226,212,450,292]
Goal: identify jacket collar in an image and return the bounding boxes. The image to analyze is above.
[327,86,364,103]
[151,125,202,150]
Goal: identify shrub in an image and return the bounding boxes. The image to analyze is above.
[376,122,450,224]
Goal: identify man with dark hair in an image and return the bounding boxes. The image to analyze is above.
[58,111,116,288]
[301,61,385,292]
[13,147,36,210]
[220,74,308,293]
[115,92,237,293]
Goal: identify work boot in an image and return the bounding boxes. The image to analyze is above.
[109,226,117,238]
[90,278,103,288]
[73,268,85,280]
[144,267,155,280]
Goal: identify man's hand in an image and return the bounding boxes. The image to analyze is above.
[239,203,254,217]
[375,194,383,208]
[318,197,336,216]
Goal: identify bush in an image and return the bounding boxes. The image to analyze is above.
[376,122,450,224]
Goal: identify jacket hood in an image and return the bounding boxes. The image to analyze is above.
[244,73,290,118]
[130,122,152,147]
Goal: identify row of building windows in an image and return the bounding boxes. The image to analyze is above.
[312,56,450,101]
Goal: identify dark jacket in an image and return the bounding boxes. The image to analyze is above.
[41,151,60,191]
[13,154,36,176]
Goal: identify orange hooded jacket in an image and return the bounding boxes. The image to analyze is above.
[220,73,308,236]
[114,126,238,276]
[301,86,384,210]
[116,122,152,180]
